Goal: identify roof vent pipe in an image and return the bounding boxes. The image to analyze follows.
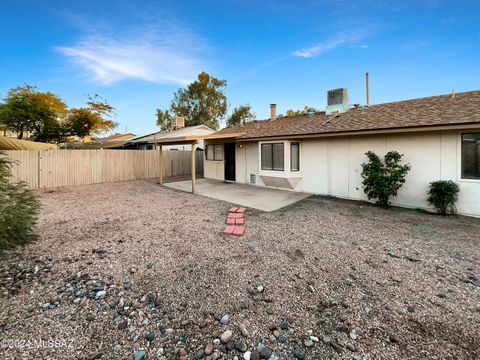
[270,104,277,120]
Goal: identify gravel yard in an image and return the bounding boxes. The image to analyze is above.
[0,180,479,360]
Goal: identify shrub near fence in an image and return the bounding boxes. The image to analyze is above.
[4,149,203,189]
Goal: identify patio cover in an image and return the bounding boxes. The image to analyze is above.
[149,132,242,193]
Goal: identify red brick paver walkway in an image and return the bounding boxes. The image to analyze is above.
[223,207,247,236]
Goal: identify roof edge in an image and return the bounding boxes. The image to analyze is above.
[231,122,480,141]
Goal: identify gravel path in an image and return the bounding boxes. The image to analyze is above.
[0,180,479,360]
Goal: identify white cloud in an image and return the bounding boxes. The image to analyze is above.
[56,24,208,85]
[293,30,368,58]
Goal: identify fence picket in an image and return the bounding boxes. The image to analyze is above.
[3,149,203,189]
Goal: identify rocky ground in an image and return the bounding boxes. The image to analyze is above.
[0,180,479,360]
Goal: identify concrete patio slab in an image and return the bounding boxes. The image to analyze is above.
[164,178,311,211]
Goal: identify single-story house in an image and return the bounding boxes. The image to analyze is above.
[204,89,480,217]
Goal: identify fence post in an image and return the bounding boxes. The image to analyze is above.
[37,151,41,189]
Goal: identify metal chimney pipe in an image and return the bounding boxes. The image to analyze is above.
[270,104,277,120]
[365,72,370,106]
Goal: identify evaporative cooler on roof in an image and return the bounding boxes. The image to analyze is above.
[327,88,349,106]
[325,88,350,115]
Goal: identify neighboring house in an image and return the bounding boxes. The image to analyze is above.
[0,135,58,150]
[204,89,480,217]
[76,133,137,149]
[125,125,215,151]
[2,129,33,139]
[74,125,215,151]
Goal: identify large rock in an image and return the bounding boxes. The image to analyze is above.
[221,330,233,343]
[205,343,214,355]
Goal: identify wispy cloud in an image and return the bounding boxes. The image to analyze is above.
[293,29,368,58]
[56,23,209,85]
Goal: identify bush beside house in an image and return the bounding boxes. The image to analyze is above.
[427,180,460,216]
[361,151,411,207]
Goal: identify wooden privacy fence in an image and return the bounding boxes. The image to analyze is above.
[4,149,203,189]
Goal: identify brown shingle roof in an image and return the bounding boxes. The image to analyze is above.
[217,90,480,139]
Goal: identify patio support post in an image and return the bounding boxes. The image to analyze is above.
[191,142,196,194]
[159,145,163,185]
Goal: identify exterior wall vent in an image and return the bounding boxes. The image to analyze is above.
[250,174,256,184]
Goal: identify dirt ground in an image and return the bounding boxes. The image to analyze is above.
[0,180,479,360]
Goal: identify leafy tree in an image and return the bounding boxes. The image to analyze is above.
[65,96,117,139]
[0,85,117,143]
[0,84,67,140]
[0,151,40,256]
[427,180,460,216]
[226,104,255,127]
[361,151,411,207]
[168,72,227,130]
[156,109,173,131]
[286,106,309,116]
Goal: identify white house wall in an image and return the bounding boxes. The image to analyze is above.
[235,142,265,186]
[204,159,224,181]
[304,130,480,216]
[203,130,480,217]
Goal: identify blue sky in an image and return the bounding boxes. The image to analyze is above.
[1,0,479,135]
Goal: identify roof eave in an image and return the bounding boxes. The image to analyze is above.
[231,122,480,141]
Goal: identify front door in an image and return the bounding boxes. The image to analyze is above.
[224,142,236,181]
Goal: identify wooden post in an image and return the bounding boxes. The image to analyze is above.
[191,142,196,194]
[159,145,163,185]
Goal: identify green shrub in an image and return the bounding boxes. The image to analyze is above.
[427,180,460,216]
[0,151,40,256]
[361,151,411,207]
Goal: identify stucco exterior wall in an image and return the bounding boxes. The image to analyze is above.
[203,130,480,217]
[204,159,224,181]
[303,130,480,216]
[235,142,264,186]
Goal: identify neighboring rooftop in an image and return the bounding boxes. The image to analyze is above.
[73,125,216,149]
[217,90,480,139]
[0,136,58,150]
[131,125,214,143]
[76,133,137,149]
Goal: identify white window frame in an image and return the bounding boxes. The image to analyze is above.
[258,140,302,178]
[261,142,285,171]
[290,141,300,172]
[457,131,480,182]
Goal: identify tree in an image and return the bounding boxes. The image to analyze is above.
[156,109,173,131]
[361,151,411,207]
[286,106,309,117]
[0,151,40,256]
[65,96,117,139]
[0,85,117,143]
[168,72,227,130]
[0,84,67,140]
[226,104,255,127]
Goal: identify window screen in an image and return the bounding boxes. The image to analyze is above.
[291,142,300,171]
[261,144,272,170]
[462,133,480,179]
[206,144,223,161]
[261,143,284,171]
[272,143,284,170]
[206,145,214,160]
[214,144,223,161]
